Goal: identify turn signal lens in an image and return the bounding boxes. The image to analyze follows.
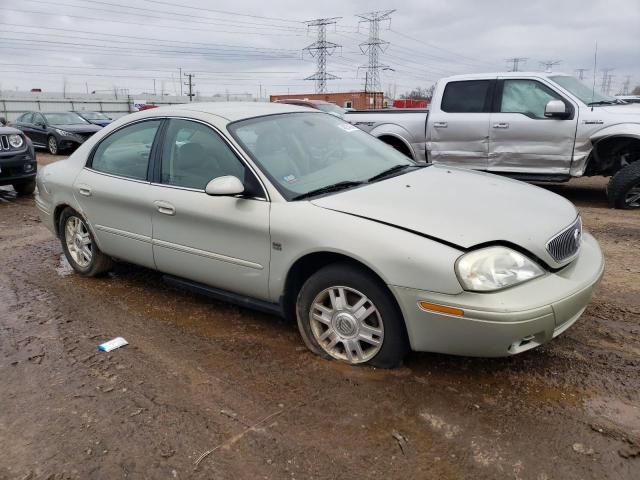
[418,302,464,316]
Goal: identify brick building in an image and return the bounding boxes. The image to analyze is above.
[269,91,385,110]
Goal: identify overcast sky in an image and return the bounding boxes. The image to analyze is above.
[0,0,638,98]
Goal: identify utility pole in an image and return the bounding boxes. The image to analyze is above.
[506,57,527,72]
[357,9,395,109]
[303,17,342,93]
[539,59,561,73]
[153,79,156,96]
[183,73,195,102]
[179,67,183,97]
[575,68,589,80]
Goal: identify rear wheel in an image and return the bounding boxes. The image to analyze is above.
[13,179,36,195]
[59,207,113,276]
[47,135,59,155]
[296,264,409,368]
[607,161,640,209]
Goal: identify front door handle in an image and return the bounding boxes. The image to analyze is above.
[78,185,92,197]
[154,200,176,216]
[433,121,448,128]
[493,122,509,129]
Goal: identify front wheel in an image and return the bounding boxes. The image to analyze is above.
[47,135,59,155]
[296,264,409,368]
[59,207,113,276]
[607,161,640,209]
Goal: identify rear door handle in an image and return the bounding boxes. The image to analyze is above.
[493,122,509,129]
[78,185,92,197]
[154,200,176,216]
[433,122,448,128]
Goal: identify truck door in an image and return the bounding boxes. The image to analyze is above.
[488,78,578,175]
[427,79,493,170]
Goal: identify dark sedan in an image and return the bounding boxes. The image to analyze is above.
[72,111,113,127]
[13,112,102,155]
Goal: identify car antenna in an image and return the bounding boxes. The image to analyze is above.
[591,41,598,112]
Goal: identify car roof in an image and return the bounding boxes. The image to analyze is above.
[442,71,574,81]
[138,101,315,122]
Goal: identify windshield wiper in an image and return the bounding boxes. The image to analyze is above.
[367,164,423,183]
[292,181,365,201]
[587,100,617,106]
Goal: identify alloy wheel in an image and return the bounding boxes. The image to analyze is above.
[64,216,93,268]
[309,286,384,364]
[48,136,58,155]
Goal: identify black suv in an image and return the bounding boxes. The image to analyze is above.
[13,112,102,155]
[0,119,37,195]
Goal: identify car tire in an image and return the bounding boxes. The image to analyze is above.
[607,161,640,209]
[59,207,113,276]
[47,135,59,155]
[296,263,409,368]
[13,179,36,195]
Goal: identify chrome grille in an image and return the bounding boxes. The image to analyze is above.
[546,216,582,263]
[0,135,9,151]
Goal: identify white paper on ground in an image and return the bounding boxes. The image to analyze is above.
[98,337,128,352]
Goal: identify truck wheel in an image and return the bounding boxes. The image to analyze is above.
[13,180,36,195]
[296,263,409,368]
[47,135,59,155]
[607,161,640,209]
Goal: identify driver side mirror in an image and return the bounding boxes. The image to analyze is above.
[205,175,245,196]
[544,100,568,118]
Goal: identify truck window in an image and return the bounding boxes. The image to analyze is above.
[500,79,563,119]
[441,80,490,113]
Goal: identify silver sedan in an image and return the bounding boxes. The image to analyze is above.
[36,103,604,367]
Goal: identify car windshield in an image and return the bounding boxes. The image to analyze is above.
[80,112,109,120]
[229,112,415,200]
[316,103,347,117]
[550,75,618,105]
[44,112,90,125]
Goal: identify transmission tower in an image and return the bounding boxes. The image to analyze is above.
[600,68,614,95]
[575,68,589,80]
[621,76,631,95]
[357,9,395,103]
[506,57,528,72]
[303,17,342,93]
[540,59,561,72]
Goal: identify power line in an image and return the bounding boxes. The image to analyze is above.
[357,9,395,101]
[303,18,342,93]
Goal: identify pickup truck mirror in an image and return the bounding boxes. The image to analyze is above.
[205,175,245,196]
[544,100,568,118]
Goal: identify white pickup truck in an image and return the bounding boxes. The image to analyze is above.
[345,72,640,209]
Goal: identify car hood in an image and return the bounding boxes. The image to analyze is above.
[88,119,112,126]
[0,126,23,135]
[598,104,640,117]
[310,166,578,268]
[52,124,102,133]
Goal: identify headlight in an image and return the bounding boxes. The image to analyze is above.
[455,246,544,292]
[53,128,72,136]
[8,134,24,148]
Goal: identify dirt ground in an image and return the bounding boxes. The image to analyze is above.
[1,153,638,480]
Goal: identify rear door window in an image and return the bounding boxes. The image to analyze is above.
[441,80,491,113]
[91,120,161,180]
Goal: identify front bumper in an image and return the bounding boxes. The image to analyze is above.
[0,152,37,186]
[391,232,604,357]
